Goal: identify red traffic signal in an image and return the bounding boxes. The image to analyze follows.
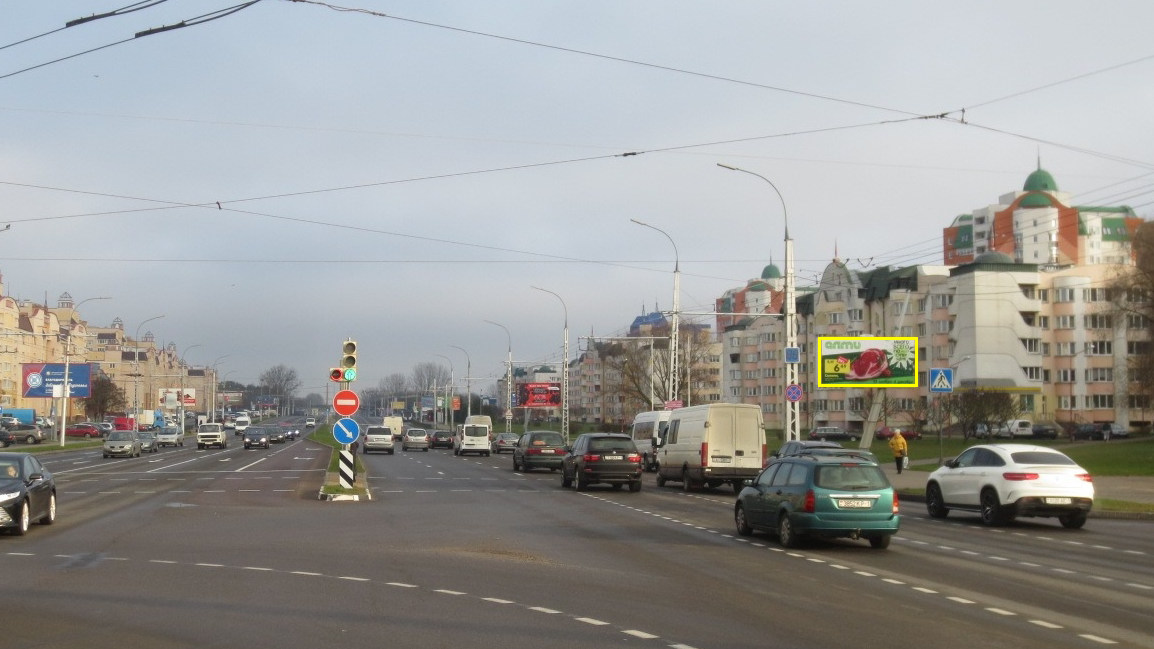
[329,368,344,382]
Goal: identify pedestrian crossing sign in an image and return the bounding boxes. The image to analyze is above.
[929,368,953,393]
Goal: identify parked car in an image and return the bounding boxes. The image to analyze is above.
[875,426,921,441]
[137,432,159,453]
[6,423,44,445]
[807,426,859,442]
[560,433,642,492]
[0,430,15,448]
[363,426,395,454]
[925,443,1093,528]
[770,440,877,463]
[735,455,899,549]
[1030,422,1060,439]
[429,430,454,449]
[513,430,567,473]
[0,452,56,535]
[0,416,19,429]
[403,429,430,452]
[156,426,185,447]
[65,422,104,439]
[243,428,270,449]
[103,431,142,458]
[95,422,114,436]
[1072,423,1106,441]
[490,432,520,454]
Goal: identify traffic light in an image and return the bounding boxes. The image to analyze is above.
[329,368,344,382]
[341,339,357,381]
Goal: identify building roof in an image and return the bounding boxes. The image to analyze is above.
[761,263,781,279]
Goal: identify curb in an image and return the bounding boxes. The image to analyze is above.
[895,490,1154,521]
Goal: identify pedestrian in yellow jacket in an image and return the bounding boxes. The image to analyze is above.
[888,432,908,474]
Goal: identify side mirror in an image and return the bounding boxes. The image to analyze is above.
[944,459,959,469]
[741,479,753,487]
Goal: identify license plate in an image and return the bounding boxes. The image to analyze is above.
[711,457,732,463]
[540,449,554,454]
[1045,497,1073,505]
[603,455,622,460]
[837,499,872,508]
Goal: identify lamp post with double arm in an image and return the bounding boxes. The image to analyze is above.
[483,320,513,434]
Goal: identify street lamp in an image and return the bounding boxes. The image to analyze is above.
[434,354,454,431]
[132,314,165,431]
[209,354,232,422]
[178,343,202,431]
[483,319,513,434]
[717,163,798,441]
[630,218,680,405]
[449,345,472,418]
[220,370,236,422]
[532,286,569,442]
[59,296,111,446]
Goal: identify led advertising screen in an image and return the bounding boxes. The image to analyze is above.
[817,337,919,388]
[517,382,561,407]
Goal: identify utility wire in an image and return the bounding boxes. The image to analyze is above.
[0,0,171,52]
[965,52,1154,111]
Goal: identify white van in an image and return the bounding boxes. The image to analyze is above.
[455,416,491,456]
[630,410,671,472]
[383,416,405,441]
[996,419,1034,438]
[656,403,765,492]
[233,415,251,433]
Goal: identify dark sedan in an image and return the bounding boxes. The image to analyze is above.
[0,452,56,535]
[0,430,15,448]
[243,428,271,449]
[560,433,642,492]
[513,430,567,472]
[267,428,286,443]
[429,430,454,449]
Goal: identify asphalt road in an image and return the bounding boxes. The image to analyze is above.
[3,422,1152,648]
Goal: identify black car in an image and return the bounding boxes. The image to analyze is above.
[560,433,642,492]
[429,430,454,449]
[0,430,15,448]
[0,452,56,535]
[267,428,286,444]
[513,430,567,472]
[1031,422,1060,439]
[243,428,270,449]
[1072,423,1105,441]
[807,427,859,442]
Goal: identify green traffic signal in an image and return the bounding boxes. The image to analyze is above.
[343,368,357,381]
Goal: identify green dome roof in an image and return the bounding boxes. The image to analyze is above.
[1023,168,1057,192]
[761,264,781,279]
[973,251,1015,265]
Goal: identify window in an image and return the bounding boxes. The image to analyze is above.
[1057,369,1076,383]
[918,323,927,336]
[1086,394,1114,409]
[1130,394,1150,409]
[1086,367,1114,382]
[848,308,863,322]
[1128,314,1151,329]
[1085,341,1113,355]
[1084,314,1113,329]
[1037,289,1049,302]
[1129,341,1153,355]
[1055,342,1077,356]
[1020,338,1040,353]
[916,298,927,313]
[1055,315,1076,329]
[1083,288,1114,302]
[936,320,952,333]
[1054,288,1076,303]
[1023,366,1042,380]
[848,397,865,411]
[1037,315,1049,329]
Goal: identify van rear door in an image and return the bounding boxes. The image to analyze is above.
[733,407,764,469]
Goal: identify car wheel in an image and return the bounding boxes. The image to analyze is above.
[25,434,36,444]
[197,444,204,450]
[84,433,93,439]
[103,453,109,458]
[980,488,1005,526]
[778,513,800,548]
[612,483,623,491]
[40,493,56,525]
[732,481,743,494]
[575,470,588,491]
[629,480,642,493]
[849,435,859,442]
[485,451,491,457]
[512,457,520,471]
[926,483,949,518]
[656,473,667,487]
[1059,511,1088,529]
[869,535,891,549]
[11,500,32,536]
[681,469,693,492]
[560,468,572,488]
[735,504,753,536]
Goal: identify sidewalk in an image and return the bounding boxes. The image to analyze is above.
[884,459,1154,512]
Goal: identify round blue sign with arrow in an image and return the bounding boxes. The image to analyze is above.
[333,417,361,444]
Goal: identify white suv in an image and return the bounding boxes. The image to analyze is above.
[363,426,395,454]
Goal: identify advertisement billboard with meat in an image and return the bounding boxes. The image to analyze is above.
[517,382,561,408]
[817,337,919,388]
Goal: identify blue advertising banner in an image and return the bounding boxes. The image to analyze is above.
[22,363,93,398]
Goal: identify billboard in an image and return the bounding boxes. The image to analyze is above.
[22,363,92,398]
[817,337,919,388]
[159,388,197,408]
[517,382,561,408]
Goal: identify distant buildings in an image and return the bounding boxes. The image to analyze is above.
[720,166,1148,433]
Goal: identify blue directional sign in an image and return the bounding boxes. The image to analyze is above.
[784,347,801,364]
[929,368,954,393]
[333,417,361,444]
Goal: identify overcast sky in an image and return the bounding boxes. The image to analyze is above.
[3,1,1153,399]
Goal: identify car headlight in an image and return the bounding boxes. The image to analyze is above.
[0,489,21,503]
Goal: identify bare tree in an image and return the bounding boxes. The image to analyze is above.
[410,363,450,395]
[954,390,1022,440]
[601,330,716,412]
[379,373,409,397]
[260,365,302,404]
[1107,221,1154,401]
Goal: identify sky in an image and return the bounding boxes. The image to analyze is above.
[3,0,1153,399]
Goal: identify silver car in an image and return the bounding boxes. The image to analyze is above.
[103,431,142,458]
[363,426,395,455]
[402,429,429,452]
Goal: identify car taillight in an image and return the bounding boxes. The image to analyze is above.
[583,454,601,462]
[1076,473,1093,483]
[527,448,541,455]
[627,453,641,463]
[1002,472,1039,481]
[803,489,815,513]
[892,492,900,515]
[700,442,708,467]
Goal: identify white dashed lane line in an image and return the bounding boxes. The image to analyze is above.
[579,492,1130,646]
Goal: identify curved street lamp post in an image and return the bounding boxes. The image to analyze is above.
[532,286,569,442]
[483,320,513,434]
[59,296,111,446]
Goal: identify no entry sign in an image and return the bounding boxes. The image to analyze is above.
[333,390,360,416]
